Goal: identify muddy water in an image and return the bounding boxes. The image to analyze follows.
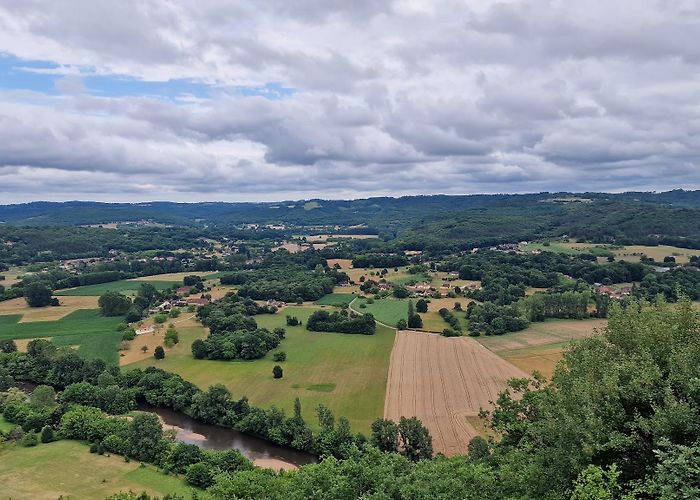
[141,404,317,470]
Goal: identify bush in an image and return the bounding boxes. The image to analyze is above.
[121,329,136,341]
[21,431,38,447]
[272,351,286,362]
[286,315,300,326]
[169,308,181,318]
[186,462,214,488]
[154,346,165,360]
[396,319,407,330]
[164,327,179,347]
[154,314,168,324]
[273,365,283,379]
[415,299,429,313]
[40,425,55,443]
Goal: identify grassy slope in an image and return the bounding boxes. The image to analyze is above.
[354,297,452,332]
[0,440,197,500]
[56,279,180,296]
[0,309,122,365]
[0,415,14,433]
[128,306,395,434]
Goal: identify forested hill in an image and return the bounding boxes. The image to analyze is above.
[1,190,699,229]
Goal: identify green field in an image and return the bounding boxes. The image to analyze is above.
[129,306,395,434]
[0,440,198,499]
[314,293,358,307]
[0,309,122,365]
[55,279,180,296]
[352,297,408,327]
[387,273,433,286]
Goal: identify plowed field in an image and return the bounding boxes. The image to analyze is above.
[384,330,527,456]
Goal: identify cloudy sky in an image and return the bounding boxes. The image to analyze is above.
[0,0,698,202]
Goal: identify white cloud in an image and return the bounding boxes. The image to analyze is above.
[0,0,698,202]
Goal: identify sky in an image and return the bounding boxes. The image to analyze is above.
[0,0,698,203]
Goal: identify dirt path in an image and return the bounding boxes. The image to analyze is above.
[384,330,527,456]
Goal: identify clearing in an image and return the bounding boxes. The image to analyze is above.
[0,440,197,499]
[0,295,99,322]
[0,309,123,365]
[128,306,395,434]
[326,258,353,269]
[314,293,358,307]
[384,330,527,456]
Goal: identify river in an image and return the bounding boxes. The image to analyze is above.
[14,383,317,470]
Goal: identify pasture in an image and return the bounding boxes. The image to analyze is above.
[352,297,454,332]
[384,330,526,456]
[0,309,123,365]
[56,279,180,296]
[0,295,99,322]
[130,271,219,282]
[0,441,196,500]
[0,266,26,286]
[128,306,395,434]
[314,293,358,307]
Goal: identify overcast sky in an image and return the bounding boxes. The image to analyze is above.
[0,0,698,203]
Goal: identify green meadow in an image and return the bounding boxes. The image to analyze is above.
[0,440,198,499]
[129,306,395,434]
[55,279,180,296]
[0,309,122,365]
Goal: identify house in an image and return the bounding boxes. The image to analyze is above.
[408,282,432,293]
[176,286,191,296]
[377,282,393,291]
[267,299,286,308]
[136,325,155,336]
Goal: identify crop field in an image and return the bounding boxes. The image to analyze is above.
[0,441,197,499]
[0,309,123,365]
[384,330,527,456]
[128,306,395,434]
[56,279,180,296]
[476,318,607,353]
[314,293,358,307]
[0,295,99,322]
[326,258,353,269]
[498,343,571,379]
[130,271,219,282]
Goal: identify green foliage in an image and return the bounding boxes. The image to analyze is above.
[154,346,165,359]
[273,365,283,379]
[153,314,168,324]
[40,425,54,443]
[20,431,38,447]
[415,298,429,313]
[272,351,286,362]
[98,292,132,316]
[163,326,179,347]
[24,281,52,307]
[306,310,376,335]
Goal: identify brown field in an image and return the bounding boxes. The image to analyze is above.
[499,343,569,379]
[384,330,527,456]
[477,318,606,353]
[0,296,99,322]
[0,266,26,286]
[119,314,199,365]
[14,338,53,351]
[562,242,700,264]
[425,297,473,312]
[326,258,353,269]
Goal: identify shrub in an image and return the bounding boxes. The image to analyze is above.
[121,329,136,341]
[273,365,283,379]
[154,314,168,324]
[40,425,54,443]
[415,299,429,313]
[272,351,286,362]
[396,319,408,330]
[286,315,300,326]
[186,462,214,488]
[21,431,38,447]
[154,346,165,359]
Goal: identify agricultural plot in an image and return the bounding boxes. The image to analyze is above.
[326,258,353,269]
[384,330,527,456]
[478,319,606,378]
[0,295,99,322]
[128,306,395,434]
[314,293,358,307]
[0,266,26,286]
[0,309,123,365]
[56,279,180,296]
[0,441,196,500]
[352,297,408,327]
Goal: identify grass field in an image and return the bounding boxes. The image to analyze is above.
[0,295,99,322]
[388,272,433,286]
[314,293,358,307]
[478,318,607,378]
[352,297,408,327]
[130,271,219,282]
[0,266,26,286]
[56,279,180,296]
[0,309,123,365]
[0,440,198,499]
[128,306,395,434]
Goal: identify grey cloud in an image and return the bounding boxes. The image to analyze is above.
[0,0,698,201]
